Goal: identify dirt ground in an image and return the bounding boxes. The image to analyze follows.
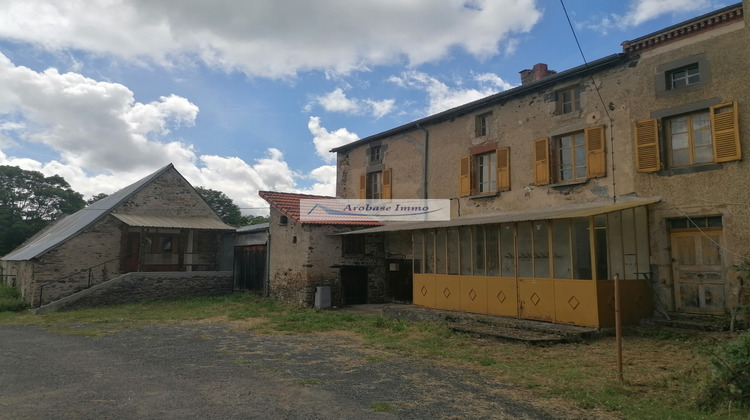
[0,322,618,419]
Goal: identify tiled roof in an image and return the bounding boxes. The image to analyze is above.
[258,191,381,226]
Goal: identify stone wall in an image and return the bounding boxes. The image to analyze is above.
[37,271,233,313]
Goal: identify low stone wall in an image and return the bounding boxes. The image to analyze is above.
[35,271,233,313]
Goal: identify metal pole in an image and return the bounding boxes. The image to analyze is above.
[614,273,623,384]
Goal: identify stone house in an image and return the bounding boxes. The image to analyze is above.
[1,163,236,307]
[329,2,749,327]
[259,191,388,307]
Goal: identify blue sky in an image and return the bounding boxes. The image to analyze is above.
[0,0,730,215]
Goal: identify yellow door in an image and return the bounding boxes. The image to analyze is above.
[670,230,726,314]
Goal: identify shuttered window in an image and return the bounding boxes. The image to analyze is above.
[712,102,741,163]
[496,147,510,191]
[534,138,550,185]
[360,169,392,199]
[635,101,741,172]
[634,119,661,172]
[458,147,511,196]
[585,125,606,178]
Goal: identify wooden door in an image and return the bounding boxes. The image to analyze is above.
[670,230,726,314]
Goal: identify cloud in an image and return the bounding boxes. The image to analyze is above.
[0,53,334,214]
[588,0,712,33]
[389,70,515,116]
[307,116,359,163]
[307,88,395,118]
[0,0,542,78]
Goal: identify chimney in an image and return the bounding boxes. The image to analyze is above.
[519,63,557,85]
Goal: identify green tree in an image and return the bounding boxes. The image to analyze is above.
[0,166,85,256]
[240,215,269,226]
[195,186,244,226]
[86,192,109,205]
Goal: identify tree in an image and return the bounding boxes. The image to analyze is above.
[195,186,244,226]
[0,166,86,256]
[86,192,109,205]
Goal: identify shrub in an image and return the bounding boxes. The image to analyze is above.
[699,333,750,410]
[0,284,29,312]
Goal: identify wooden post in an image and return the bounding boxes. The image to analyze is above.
[614,273,623,384]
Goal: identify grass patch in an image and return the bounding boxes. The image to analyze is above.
[0,294,747,419]
[369,402,393,413]
[0,283,29,313]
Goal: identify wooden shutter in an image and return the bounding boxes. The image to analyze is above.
[459,156,471,197]
[533,138,550,185]
[359,174,366,199]
[634,119,661,172]
[585,125,606,178]
[711,101,741,163]
[382,169,392,199]
[496,147,510,191]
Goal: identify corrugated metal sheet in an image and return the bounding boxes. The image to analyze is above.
[1,165,174,261]
[338,197,661,235]
[112,214,236,230]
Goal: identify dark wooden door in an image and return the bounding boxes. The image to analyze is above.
[385,259,412,303]
[234,245,266,292]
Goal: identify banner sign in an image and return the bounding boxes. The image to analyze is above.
[300,199,450,222]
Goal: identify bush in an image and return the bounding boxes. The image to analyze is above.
[700,333,750,410]
[0,284,28,312]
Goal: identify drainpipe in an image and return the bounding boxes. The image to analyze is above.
[416,123,429,199]
[264,230,271,298]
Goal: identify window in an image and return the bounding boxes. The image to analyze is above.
[634,102,741,172]
[475,112,491,137]
[459,147,510,197]
[342,235,365,256]
[556,131,586,182]
[533,125,605,185]
[667,111,712,167]
[667,64,699,90]
[556,86,580,114]
[368,145,382,165]
[476,152,497,193]
[359,169,392,199]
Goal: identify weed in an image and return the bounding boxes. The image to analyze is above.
[369,402,393,412]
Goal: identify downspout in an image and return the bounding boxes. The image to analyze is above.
[264,229,271,298]
[416,123,429,199]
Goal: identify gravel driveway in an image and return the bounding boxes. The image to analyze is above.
[0,322,609,419]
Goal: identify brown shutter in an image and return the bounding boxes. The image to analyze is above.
[585,125,606,178]
[712,101,741,163]
[382,169,392,199]
[634,119,661,172]
[459,156,471,197]
[496,147,510,191]
[533,138,550,185]
[359,174,366,199]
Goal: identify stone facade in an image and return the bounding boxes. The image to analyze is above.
[332,3,749,325]
[266,207,385,307]
[1,164,234,308]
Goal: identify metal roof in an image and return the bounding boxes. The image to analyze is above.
[337,197,661,235]
[112,214,236,231]
[2,164,174,261]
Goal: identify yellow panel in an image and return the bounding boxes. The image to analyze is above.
[486,277,518,317]
[554,279,599,327]
[459,276,488,314]
[517,278,555,322]
[597,279,653,327]
[413,274,436,308]
[435,274,461,310]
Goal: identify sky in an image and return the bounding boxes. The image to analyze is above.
[0,0,732,216]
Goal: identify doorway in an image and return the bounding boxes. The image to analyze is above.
[341,266,368,305]
[670,229,726,314]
